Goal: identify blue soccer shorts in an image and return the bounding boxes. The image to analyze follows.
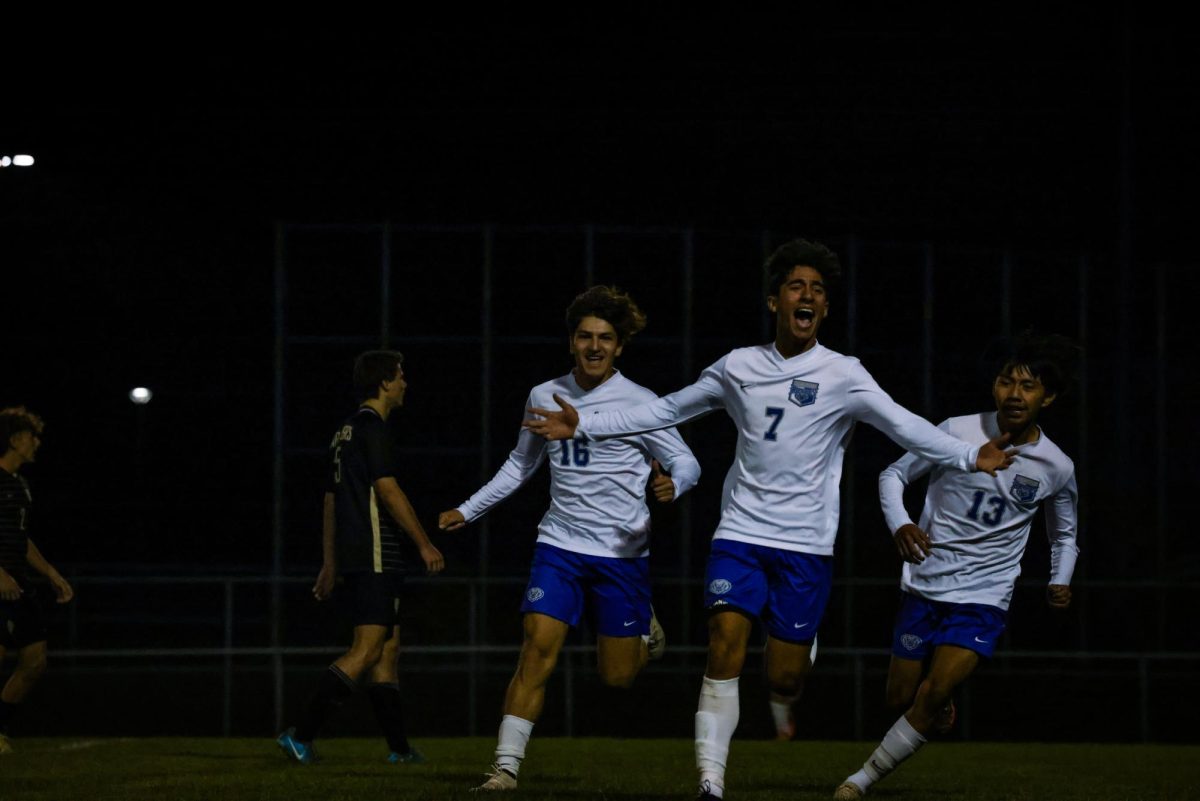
[702,538,833,645]
[520,542,651,638]
[892,591,1008,660]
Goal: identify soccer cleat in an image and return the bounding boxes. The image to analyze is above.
[0,733,12,755]
[934,699,956,734]
[647,606,666,660]
[388,747,427,764]
[697,778,722,800]
[833,780,865,799]
[276,727,316,765]
[473,763,518,791]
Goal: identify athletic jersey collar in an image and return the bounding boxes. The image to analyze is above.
[768,341,825,368]
[356,405,384,420]
[567,369,624,396]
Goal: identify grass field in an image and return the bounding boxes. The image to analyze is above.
[2,737,1197,801]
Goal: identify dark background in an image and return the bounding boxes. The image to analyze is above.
[2,16,1197,739]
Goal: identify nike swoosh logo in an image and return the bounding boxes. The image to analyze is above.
[793,622,809,629]
[974,636,988,644]
[624,620,636,627]
[739,383,753,390]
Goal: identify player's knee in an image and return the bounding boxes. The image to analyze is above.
[768,671,804,697]
[913,676,951,712]
[518,639,560,676]
[598,662,640,689]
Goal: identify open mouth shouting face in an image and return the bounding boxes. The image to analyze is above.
[769,265,828,354]
[570,315,623,390]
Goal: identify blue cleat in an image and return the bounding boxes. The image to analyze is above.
[277,727,317,765]
[388,747,427,765]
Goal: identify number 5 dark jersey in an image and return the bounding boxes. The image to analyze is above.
[0,468,31,584]
[327,407,408,575]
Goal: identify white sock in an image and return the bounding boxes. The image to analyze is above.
[768,692,798,737]
[695,676,740,797]
[845,714,927,792]
[494,714,534,776]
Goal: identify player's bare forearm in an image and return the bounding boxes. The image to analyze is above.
[321,492,337,567]
[25,539,60,580]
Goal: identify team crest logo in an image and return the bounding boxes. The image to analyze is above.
[526,587,545,602]
[708,579,732,595]
[900,633,923,652]
[1010,475,1040,504]
[789,380,819,408]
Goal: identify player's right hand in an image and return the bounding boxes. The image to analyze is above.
[893,523,932,564]
[438,509,467,531]
[0,570,22,601]
[523,394,580,441]
[312,563,336,601]
[975,432,1017,476]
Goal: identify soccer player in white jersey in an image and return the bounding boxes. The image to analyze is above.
[833,333,1080,800]
[524,239,1015,801]
[438,286,701,792]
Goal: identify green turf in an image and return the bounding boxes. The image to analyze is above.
[2,737,1197,800]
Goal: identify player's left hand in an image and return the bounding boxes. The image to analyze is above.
[523,394,580,441]
[50,573,74,604]
[975,432,1017,476]
[1046,584,1071,609]
[649,460,675,503]
[420,543,445,575]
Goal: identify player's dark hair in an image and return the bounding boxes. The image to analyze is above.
[0,407,43,456]
[353,350,404,402]
[985,330,1081,398]
[763,238,842,296]
[565,286,647,343]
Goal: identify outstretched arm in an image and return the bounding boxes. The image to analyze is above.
[848,364,1015,475]
[526,358,728,442]
[441,407,548,529]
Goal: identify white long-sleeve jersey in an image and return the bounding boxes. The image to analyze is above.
[881,412,1079,610]
[457,371,701,559]
[575,343,980,555]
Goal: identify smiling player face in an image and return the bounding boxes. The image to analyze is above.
[768,265,829,357]
[570,315,623,390]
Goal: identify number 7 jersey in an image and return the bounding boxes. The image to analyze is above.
[880,412,1079,610]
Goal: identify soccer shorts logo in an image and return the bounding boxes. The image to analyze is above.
[1010,475,1040,504]
[789,379,819,408]
[708,579,732,595]
[526,587,545,602]
[900,633,923,651]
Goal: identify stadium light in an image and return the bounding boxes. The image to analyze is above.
[129,387,154,405]
[13,155,34,167]
[0,156,10,168]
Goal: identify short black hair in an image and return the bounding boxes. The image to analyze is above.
[352,350,404,402]
[763,239,842,296]
[984,330,1081,398]
[565,286,647,343]
[0,407,43,456]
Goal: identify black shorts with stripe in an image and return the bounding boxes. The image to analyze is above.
[0,589,49,650]
[342,572,406,634]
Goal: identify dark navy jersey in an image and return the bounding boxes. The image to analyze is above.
[0,468,31,583]
[327,407,409,574]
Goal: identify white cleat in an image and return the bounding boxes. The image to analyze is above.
[647,607,666,660]
[833,780,865,800]
[474,764,518,791]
